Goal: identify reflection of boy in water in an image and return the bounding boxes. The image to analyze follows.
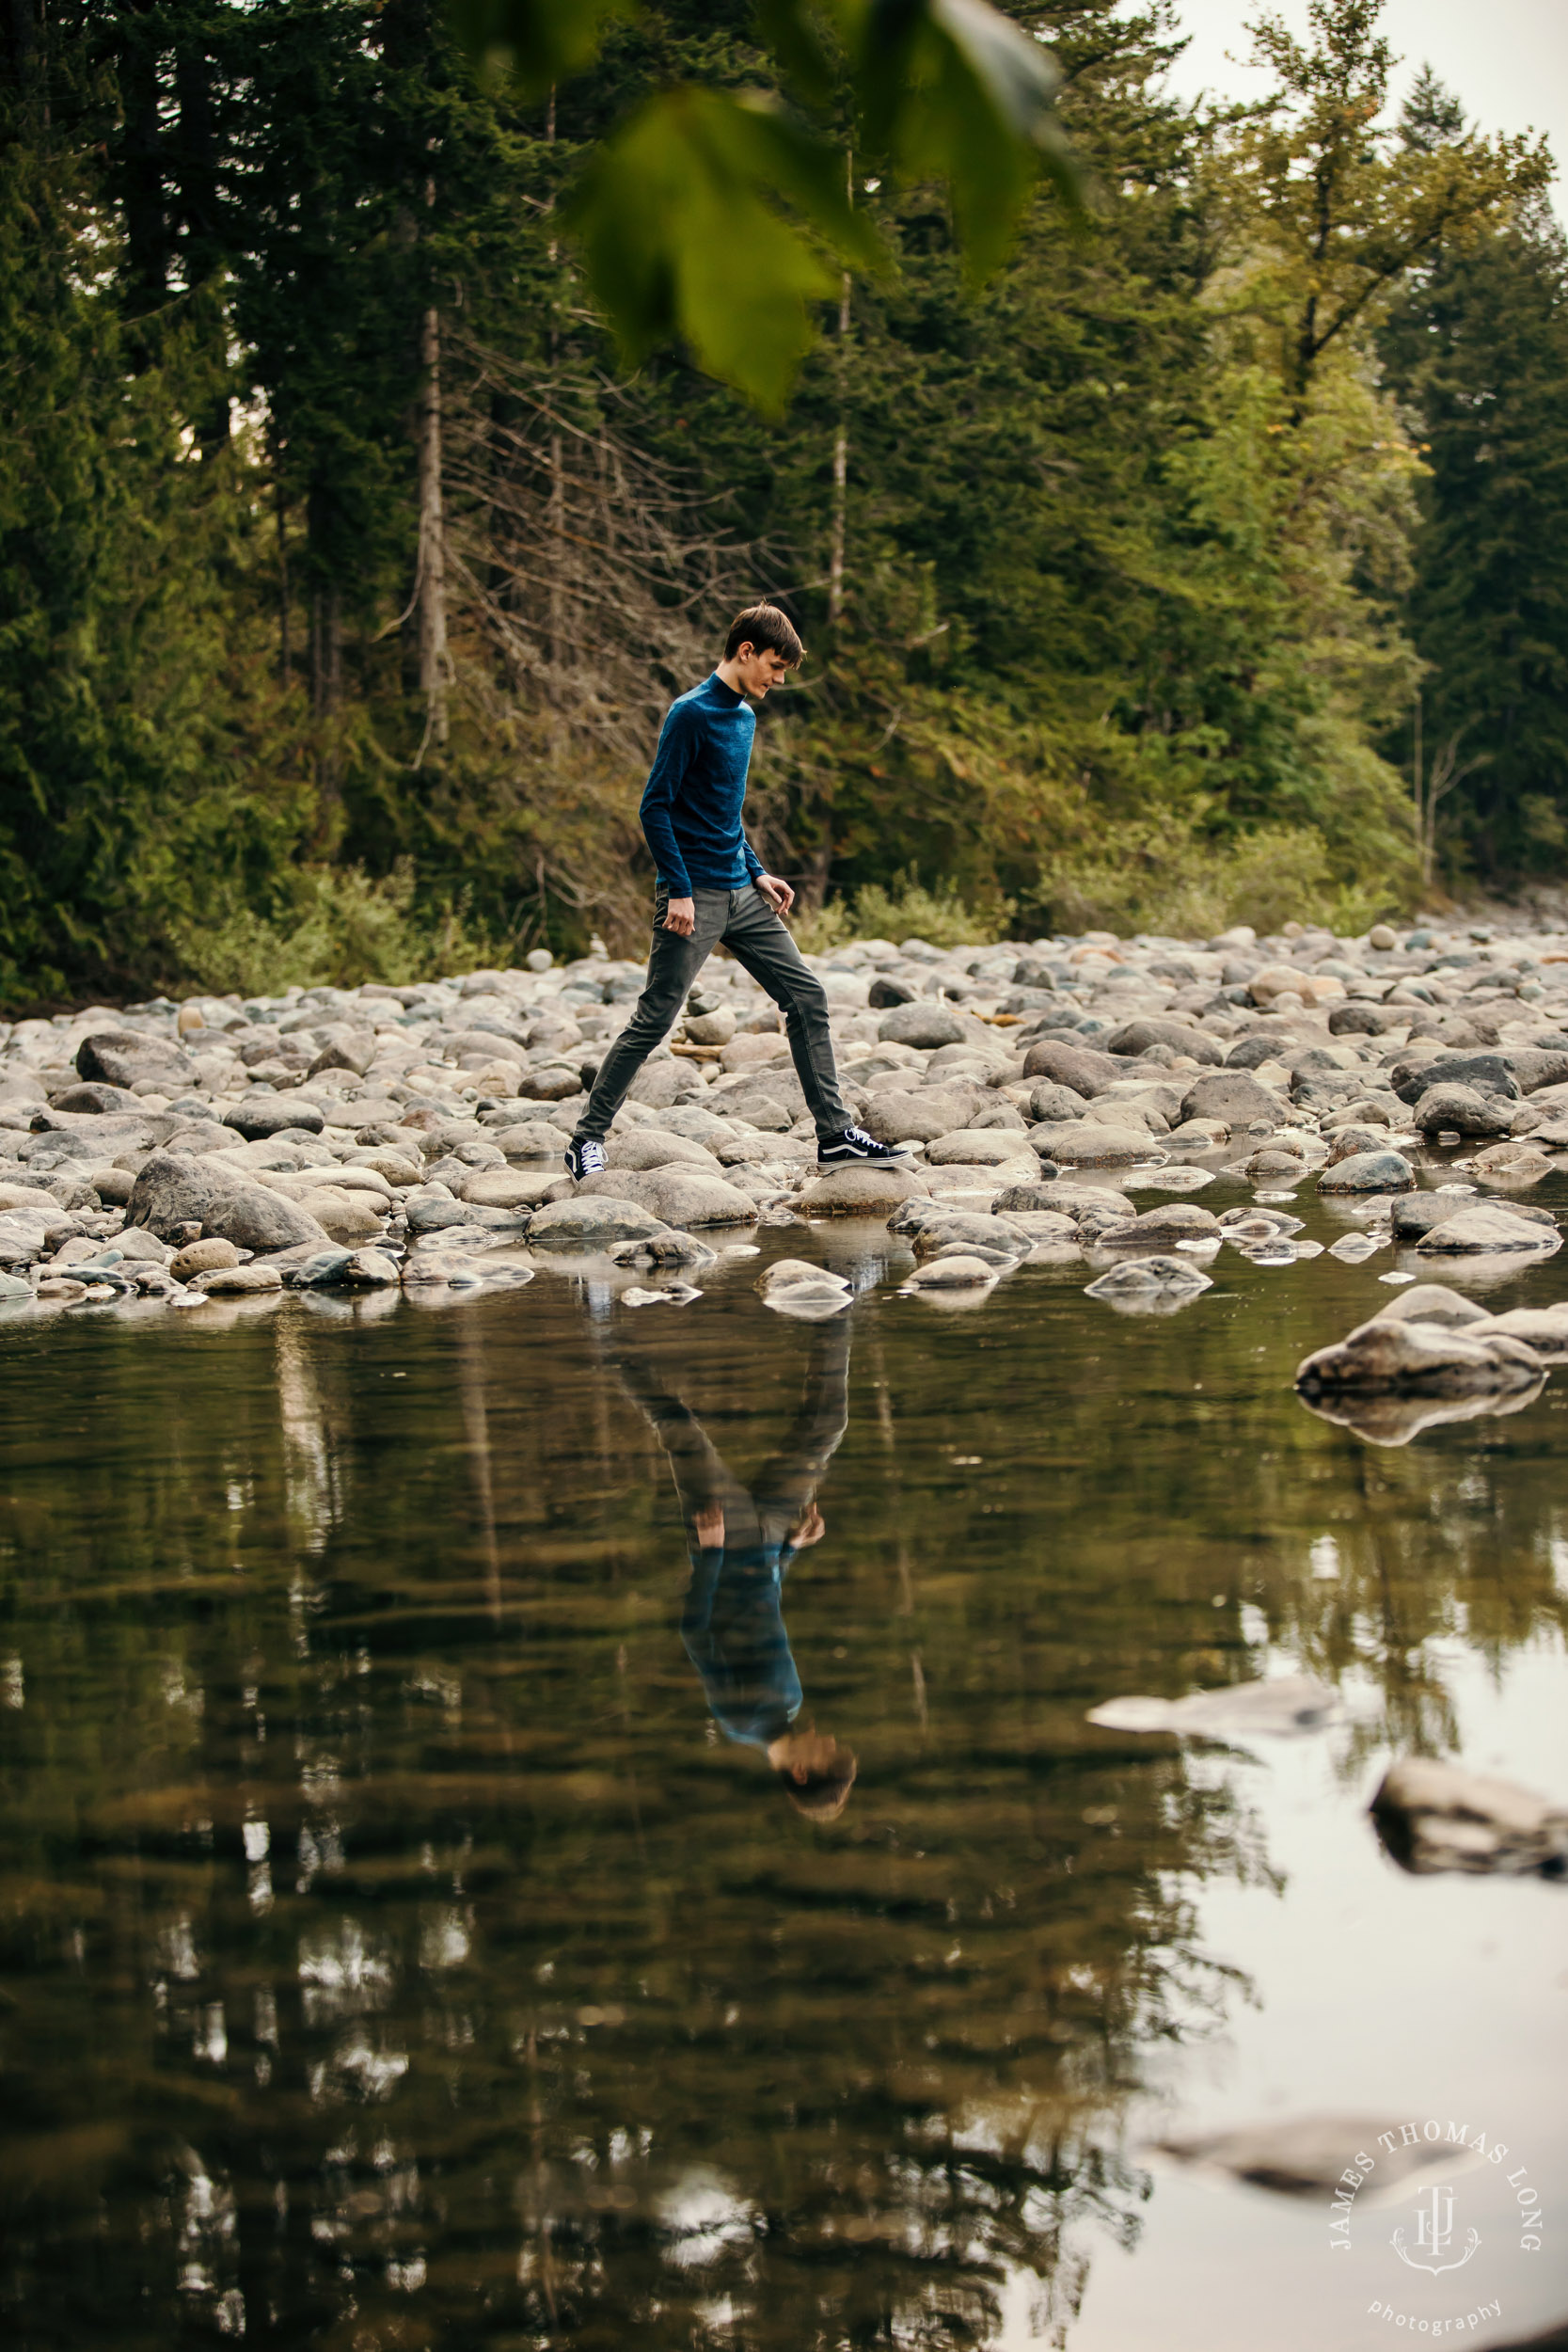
[618,1321,857,1820]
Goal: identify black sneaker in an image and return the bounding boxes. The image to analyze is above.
[817,1126,910,1167]
[564,1136,607,1181]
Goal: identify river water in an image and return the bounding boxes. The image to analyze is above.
[2,1177,1566,2350]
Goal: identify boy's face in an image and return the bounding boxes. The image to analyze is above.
[733,643,792,697]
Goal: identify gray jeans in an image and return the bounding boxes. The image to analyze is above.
[578,883,848,1141]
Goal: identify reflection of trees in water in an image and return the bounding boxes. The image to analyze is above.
[0,1276,1562,2345]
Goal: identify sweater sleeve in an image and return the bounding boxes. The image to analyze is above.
[741,834,765,882]
[639,705,698,896]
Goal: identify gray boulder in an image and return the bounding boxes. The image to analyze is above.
[1027,1079,1088,1124]
[1030,1120,1161,1168]
[900,1252,998,1293]
[1388,1050,1520,1105]
[75,1029,200,1091]
[1472,1303,1568,1360]
[860,1087,975,1144]
[1414,1202,1561,1255]
[1316,1150,1416,1193]
[1294,1314,1544,1396]
[1103,1017,1224,1063]
[48,1082,141,1115]
[1361,1281,1492,1329]
[1411,1081,1513,1137]
[126,1151,330,1251]
[1021,1038,1123,1094]
[225,1097,325,1141]
[797,1163,930,1215]
[911,1212,1029,1261]
[308,1031,378,1078]
[1085,1253,1212,1301]
[876,1002,970,1050]
[529,1196,668,1245]
[404,1187,528,1236]
[576,1165,759,1227]
[991,1177,1063,1214]
[604,1126,719,1171]
[924,1130,1036,1166]
[607,1229,716,1269]
[1179,1068,1286,1129]
[1097,1201,1221,1246]
[1391,1191,1471,1239]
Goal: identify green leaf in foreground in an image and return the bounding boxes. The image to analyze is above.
[564,87,884,410]
[447,0,631,97]
[851,0,1077,275]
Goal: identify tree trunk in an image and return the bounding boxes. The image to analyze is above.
[173,29,229,454]
[828,268,850,627]
[119,0,167,326]
[415,300,450,750]
[277,478,291,688]
[828,161,852,623]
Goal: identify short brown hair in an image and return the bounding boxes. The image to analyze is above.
[777,1744,857,1820]
[725,602,805,667]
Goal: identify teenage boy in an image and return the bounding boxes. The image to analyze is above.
[563,602,906,1181]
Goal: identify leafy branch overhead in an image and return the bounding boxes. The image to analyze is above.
[449,0,1081,405]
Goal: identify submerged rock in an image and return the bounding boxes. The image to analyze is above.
[1471,1303,1568,1360]
[1468,1138,1555,1182]
[528,1196,668,1246]
[1084,1253,1212,1306]
[1370,1757,1568,1877]
[1096,1201,1221,1247]
[1150,2115,1475,2201]
[1414,1202,1560,1256]
[1295,1315,1544,1397]
[1088,1675,1342,1739]
[900,1252,998,1294]
[1030,1120,1160,1168]
[608,1229,717,1269]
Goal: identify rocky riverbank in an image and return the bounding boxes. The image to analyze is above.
[2,916,1565,1375]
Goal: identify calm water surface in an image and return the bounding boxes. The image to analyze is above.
[2,1176,1567,2350]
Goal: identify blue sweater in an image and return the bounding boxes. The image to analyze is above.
[639,672,765,897]
[682,1541,802,1750]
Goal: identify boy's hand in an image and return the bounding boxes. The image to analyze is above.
[756,873,796,915]
[663,897,696,936]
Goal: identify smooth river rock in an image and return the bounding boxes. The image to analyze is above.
[1370,1756,1568,1877]
[800,1163,931,1216]
[1295,1314,1544,1396]
[126,1152,330,1252]
[575,1165,759,1228]
[1316,1149,1415,1193]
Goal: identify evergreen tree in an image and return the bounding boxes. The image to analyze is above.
[1382,183,1568,878]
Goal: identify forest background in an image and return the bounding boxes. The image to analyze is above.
[2,0,1565,1006]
